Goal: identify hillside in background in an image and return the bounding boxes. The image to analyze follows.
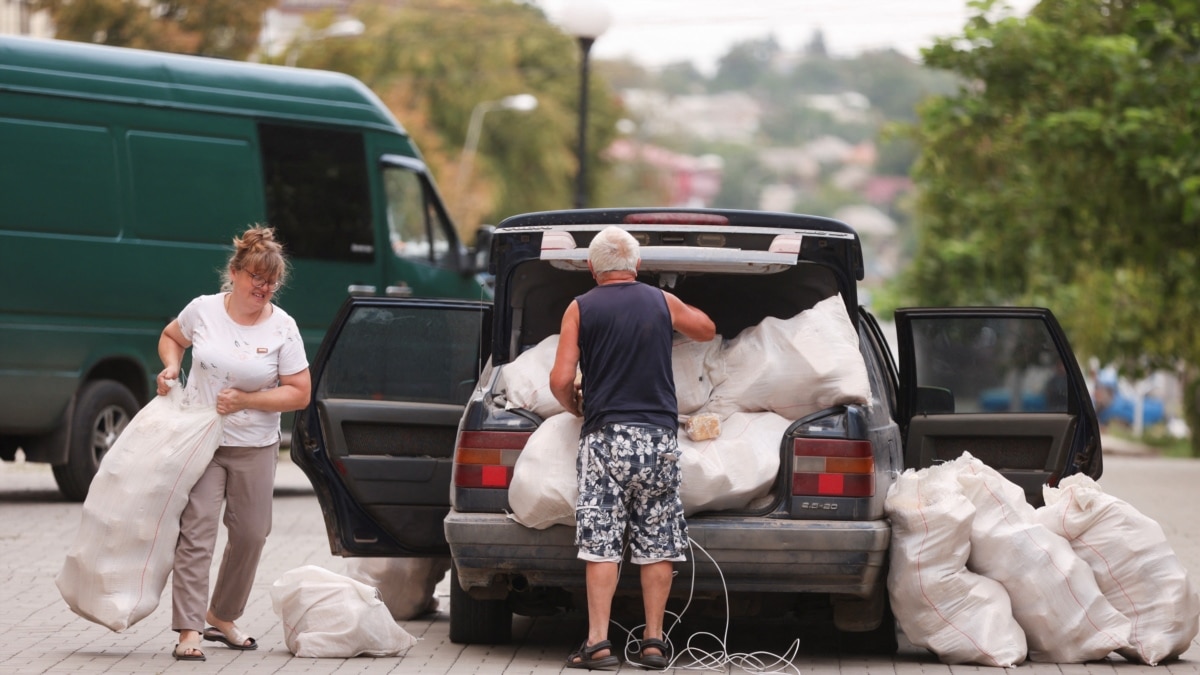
[595,31,959,297]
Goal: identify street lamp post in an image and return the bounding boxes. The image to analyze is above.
[559,1,612,209]
[285,18,365,67]
[454,94,539,223]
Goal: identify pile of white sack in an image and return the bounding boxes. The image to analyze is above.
[502,294,870,528]
[885,452,1200,667]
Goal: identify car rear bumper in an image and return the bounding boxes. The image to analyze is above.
[444,512,891,598]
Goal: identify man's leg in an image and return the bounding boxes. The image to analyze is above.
[640,560,673,654]
[585,560,619,654]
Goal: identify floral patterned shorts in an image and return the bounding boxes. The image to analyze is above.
[575,423,688,564]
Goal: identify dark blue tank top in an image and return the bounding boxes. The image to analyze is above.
[576,281,676,435]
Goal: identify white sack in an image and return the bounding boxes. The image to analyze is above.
[271,565,417,658]
[344,557,451,621]
[952,454,1132,663]
[502,335,566,419]
[885,466,1026,667]
[671,335,725,415]
[508,412,788,528]
[704,294,870,420]
[677,412,789,515]
[508,413,582,529]
[502,334,723,420]
[1037,474,1200,666]
[56,383,222,632]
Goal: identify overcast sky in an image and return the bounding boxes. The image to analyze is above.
[535,0,1038,72]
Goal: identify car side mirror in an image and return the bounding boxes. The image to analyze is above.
[914,386,955,415]
[472,225,495,272]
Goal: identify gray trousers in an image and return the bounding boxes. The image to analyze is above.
[171,442,278,632]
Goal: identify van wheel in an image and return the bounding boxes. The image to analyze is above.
[52,380,139,502]
[449,565,511,644]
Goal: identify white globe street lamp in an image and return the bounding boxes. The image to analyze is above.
[558,0,612,209]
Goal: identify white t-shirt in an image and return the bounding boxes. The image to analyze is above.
[176,293,309,447]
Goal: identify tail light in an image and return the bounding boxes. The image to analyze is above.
[454,430,531,489]
[792,438,874,497]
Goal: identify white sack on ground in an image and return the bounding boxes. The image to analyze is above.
[1037,474,1200,666]
[704,294,869,420]
[344,557,451,620]
[271,565,417,658]
[508,413,582,529]
[884,466,1026,667]
[56,383,222,632]
[508,412,787,528]
[677,412,788,515]
[952,453,1132,663]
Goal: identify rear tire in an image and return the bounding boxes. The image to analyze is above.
[449,564,512,644]
[52,380,139,502]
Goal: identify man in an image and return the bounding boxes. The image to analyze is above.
[550,226,716,671]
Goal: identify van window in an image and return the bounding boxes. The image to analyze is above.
[384,166,450,265]
[259,123,373,262]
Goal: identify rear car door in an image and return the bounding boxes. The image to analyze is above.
[894,307,1101,504]
[292,297,491,557]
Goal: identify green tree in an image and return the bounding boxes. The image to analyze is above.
[711,36,781,92]
[902,0,1200,453]
[34,0,275,59]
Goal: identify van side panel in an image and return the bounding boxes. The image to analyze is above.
[0,95,264,432]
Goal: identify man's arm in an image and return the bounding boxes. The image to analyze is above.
[663,291,716,342]
[549,301,583,416]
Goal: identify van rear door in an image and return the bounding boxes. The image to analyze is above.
[894,307,1101,504]
[292,296,491,557]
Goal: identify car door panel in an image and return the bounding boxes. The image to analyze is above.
[895,307,1101,505]
[905,413,1075,498]
[292,297,490,557]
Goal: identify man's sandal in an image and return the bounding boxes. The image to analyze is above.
[565,639,620,670]
[202,625,258,650]
[630,636,671,670]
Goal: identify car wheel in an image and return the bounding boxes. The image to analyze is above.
[448,564,512,644]
[52,380,139,502]
[804,604,898,655]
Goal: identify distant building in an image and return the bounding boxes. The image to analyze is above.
[259,0,355,59]
[620,89,761,144]
[0,1,52,37]
[606,139,724,207]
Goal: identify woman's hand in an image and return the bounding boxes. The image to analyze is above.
[156,367,179,396]
[216,388,246,415]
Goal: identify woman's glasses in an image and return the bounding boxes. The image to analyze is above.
[245,270,282,291]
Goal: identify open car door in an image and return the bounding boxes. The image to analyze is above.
[292,297,491,557]
[895,307,1101,505]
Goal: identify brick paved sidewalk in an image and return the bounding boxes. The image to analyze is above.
[3,453,1199,674]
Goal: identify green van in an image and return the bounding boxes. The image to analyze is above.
[0,35,492,500]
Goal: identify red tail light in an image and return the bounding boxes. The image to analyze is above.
[454,430,531,489]
[792,438,874,497]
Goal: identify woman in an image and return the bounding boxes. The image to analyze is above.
[156,225,311,661]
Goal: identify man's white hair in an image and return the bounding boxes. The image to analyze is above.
[588,226,639,274]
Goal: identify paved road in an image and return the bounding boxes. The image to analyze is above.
[2,449,1199,674]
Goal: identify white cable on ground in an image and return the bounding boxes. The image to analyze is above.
[607,537,803,674]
